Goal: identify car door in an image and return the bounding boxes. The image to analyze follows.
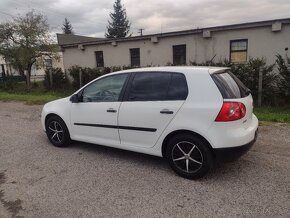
[70,73,128,146]
[118,72,188,148]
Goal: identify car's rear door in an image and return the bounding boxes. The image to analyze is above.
[118,71,188,148]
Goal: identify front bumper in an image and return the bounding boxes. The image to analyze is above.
[213,129,258,162]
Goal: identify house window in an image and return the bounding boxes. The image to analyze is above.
[130,48,140,67]
[95,51,104,67]
[173,44,186,65]
[230,39,248,64]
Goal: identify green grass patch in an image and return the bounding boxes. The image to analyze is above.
[0,81,74,104]
[254,106,290,124]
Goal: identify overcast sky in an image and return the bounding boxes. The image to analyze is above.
[0,0,290,38]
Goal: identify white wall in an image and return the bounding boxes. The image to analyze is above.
[62,24,290,70]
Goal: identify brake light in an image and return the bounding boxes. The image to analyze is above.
[215,102,246,122]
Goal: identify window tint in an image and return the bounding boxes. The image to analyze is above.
[211,70,250,99]
[168,73,188,100]
[129,72,171,101]
[128,72,188,101]
[82,74,128,102]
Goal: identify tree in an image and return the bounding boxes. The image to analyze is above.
[0,10,56,86]
[276,54,290,103]
[62,18,74,34]
[105,0,131,38]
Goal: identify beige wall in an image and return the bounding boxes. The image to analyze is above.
[62,24,290,70]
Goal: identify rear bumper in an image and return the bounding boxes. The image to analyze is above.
[213,129,258,162]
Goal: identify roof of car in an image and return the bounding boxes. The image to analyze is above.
[107,66,229,76]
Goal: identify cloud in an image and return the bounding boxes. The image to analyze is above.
[0,0,289,38]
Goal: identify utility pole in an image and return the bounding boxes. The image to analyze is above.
[138,28,144,36]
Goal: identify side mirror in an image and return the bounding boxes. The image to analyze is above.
[70,94,81,103]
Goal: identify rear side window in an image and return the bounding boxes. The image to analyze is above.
[211,70,250,99]
[128,72,188,101]
[167,73,188,100]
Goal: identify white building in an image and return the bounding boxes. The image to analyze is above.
[57,18,290,70]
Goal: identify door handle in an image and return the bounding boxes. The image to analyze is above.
[107,108,117,113]
[160,109,174,114]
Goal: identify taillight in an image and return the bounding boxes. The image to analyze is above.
[215,102,246,122]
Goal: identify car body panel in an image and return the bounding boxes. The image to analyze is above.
[41,66,259,158]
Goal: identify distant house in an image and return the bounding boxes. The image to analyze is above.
[0,50,64,79]
[58,18,290,70]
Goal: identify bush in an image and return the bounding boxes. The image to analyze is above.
[43,68,69,90]
[68,66,104,89]
[276,54,290,104]
[231,58,277,105]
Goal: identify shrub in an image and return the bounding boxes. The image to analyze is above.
[68,66,104,89]
[276,54,290,104]
[43,68,69,90]
[231,58,277,105]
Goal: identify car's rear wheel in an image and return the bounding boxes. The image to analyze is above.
[166,134,213,179]
[45,115,70,147]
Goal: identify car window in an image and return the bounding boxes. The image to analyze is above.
[167,73,188,100]
[211,70,250,99]
[128,72,188,101]
[129,72,171,101]
[82,73,128,102]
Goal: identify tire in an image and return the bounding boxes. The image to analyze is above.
[45,115,71,147]
[166,133,213,179]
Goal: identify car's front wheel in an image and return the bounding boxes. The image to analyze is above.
[45,115,70,147]
[166,134,213,179]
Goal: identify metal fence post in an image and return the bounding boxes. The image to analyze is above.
[79,69,82,88]
[49,70,53,89]
[258,70,263,107]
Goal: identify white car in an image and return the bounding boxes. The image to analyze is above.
[41,66,258,179]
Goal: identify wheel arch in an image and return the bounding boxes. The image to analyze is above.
[45,113,63,125]
[161,129,214,158]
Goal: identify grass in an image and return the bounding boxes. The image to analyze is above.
[254,106,290,124]
[0,81,290,123]
[0,81,74,105]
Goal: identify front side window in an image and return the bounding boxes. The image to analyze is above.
[82,73,128,102]
[130,48,140,67]
[230,39,248,64]
[128,72,188,101]
[173,44,186,65]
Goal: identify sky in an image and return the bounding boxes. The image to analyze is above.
[0,0,290,38]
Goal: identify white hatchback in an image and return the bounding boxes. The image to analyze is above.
[41,67,258,179]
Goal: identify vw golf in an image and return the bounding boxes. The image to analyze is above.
[41,67,258,179]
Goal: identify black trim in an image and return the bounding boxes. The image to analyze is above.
[213,129,258,162]
[74,123,157,132]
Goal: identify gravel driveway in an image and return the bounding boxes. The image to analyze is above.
[0,102,289,218]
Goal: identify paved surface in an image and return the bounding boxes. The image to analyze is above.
[0,102,289,218]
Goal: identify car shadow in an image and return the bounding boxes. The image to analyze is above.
[66,140,258,181]
[69,140,169,170]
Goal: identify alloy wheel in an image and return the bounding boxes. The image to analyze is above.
[171,141,203,173]
[47,121,64,144]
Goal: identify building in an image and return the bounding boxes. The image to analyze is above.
[57,18,290,70]
[0,51,64,79]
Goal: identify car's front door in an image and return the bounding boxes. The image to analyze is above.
[118,72,188,148]
[70,73,128,146]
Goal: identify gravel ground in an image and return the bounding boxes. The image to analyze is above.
[0,101,289,218]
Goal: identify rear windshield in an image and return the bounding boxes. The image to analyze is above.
[211,70,250,99]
